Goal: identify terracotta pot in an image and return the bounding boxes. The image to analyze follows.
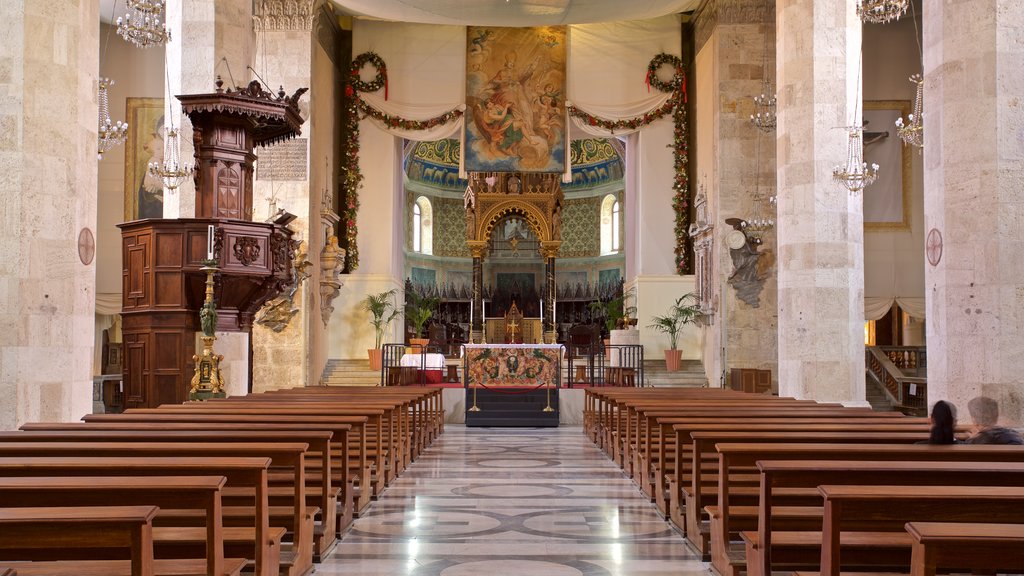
[368,348,383,371]
[409,338,430,350]
[664,348,683,372]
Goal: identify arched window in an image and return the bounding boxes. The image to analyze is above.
[600,194,620,255]
[412,196,432,254]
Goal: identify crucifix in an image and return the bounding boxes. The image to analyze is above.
[506,317,520,343]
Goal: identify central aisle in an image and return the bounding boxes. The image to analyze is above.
[320,425,708,575]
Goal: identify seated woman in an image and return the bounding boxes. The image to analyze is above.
[921,400,958,445]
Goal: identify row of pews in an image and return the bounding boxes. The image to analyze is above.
[584,387,1024,576]
[0,386,443,576]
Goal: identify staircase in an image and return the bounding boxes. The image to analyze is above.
[320,357,708,388]
[865,374,898,412]
[320,359,380,386]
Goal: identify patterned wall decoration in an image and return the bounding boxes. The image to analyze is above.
[411,267,437,287]
[599,268,621,286]
[559,196,602,257]
[432,196,473,257]
[563,139,624,190]
[407,139,468,191]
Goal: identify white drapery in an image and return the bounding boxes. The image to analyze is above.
[864,296,926,321]
[96,292,122,315]
[359,92,466,142]
[567,91,675,137]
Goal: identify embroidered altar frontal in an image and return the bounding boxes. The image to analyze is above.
[465,344,562,387]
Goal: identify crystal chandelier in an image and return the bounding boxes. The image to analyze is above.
[97,77,128,160]
[745,130,775,244]
[148,127,194,190]
[750,79,777,133]
[895,74,923,149]
[856,0,909,24]
[833,126,879,194]
[750,3,776,133]
[116,0,170,48]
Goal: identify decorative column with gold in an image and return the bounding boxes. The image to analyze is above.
[540,241,561,344]
[468,241,487,344]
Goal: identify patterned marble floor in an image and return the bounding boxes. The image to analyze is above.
[319,425,709,576]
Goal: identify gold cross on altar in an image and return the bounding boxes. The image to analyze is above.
[506,318,519,343]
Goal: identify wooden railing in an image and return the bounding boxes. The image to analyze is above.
[866,346,927,415]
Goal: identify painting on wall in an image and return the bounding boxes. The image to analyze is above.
[123,97,165,221]
[464,26,567,173]
[863,101,911,229]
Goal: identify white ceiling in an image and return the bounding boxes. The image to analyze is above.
[328,0,700,26]
[101,0,700,27]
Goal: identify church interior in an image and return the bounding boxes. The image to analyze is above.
[1,0,1024,574]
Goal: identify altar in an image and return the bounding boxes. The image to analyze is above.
[462,343,563,427]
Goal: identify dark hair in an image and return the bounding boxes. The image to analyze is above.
[929,400,957,445]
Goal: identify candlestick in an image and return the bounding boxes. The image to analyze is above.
[540,299,544,325]
[206,224,215,260]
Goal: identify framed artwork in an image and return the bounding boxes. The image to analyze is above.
[464,26,567,173]
[123,97,165,221]
[863,100,911,229]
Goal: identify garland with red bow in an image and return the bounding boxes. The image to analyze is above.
[566,53,691,274]
[341,52,463,271]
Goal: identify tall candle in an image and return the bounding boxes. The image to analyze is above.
[206,225,215,260]
[540,299,544,325]
[469,301,473,327]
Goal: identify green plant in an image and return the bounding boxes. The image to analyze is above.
[405,290,439,339]
[361,289,402,349]
[647,292,702,350]
[588,287,637,333]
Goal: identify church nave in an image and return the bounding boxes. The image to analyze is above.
[324,426,706,576]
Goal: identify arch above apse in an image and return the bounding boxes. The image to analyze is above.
[478,201,551,245]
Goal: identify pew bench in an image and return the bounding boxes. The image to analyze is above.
[736,460,1024,576]
[905,521,1024,576]
[0,442,311,576]
[0,506,247,576]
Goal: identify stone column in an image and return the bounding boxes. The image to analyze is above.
[165,0,255,218]
[468,242,486,343]
[693,0,778,389]
[923,2,1024,425]
[249,0,317,392]
[775,0,865,404]
[0,0,99,428]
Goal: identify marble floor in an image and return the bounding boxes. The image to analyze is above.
[320,425,710,576]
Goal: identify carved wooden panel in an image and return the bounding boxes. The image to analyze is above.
[125,242,149,308]
[154,272,184,307]
[124,336,146,405]
[216,166,242,219]
[155,232,183,267]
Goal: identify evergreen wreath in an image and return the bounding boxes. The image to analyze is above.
[350,52,387,93]
[646,53,684,93]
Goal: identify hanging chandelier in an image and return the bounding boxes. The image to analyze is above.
[148,127,194,190]
[895,74,923,149]
[749,3,776,133]
[833,126,879,194]
[750,78,777,133]
[745,129,775,244]
[97,77,128,160]
[116,0,171,48]
[856,0,909,24]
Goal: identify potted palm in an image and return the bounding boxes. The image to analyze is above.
[405,290,439,348]
[588,288,636,359]
[648,292,702,372]
[361,289,402,371]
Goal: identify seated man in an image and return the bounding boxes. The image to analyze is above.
[965,396,1024,445]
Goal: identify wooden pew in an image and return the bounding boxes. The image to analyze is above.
[0,456,276,576]
[685,430,931,556]
[1,428,340,562]
[741,460,1024,576]
[22,421,358,541]
[706,443,1024,576]
[83,412,374,515]
[0,505,170,576]
[0,443,311,576]
[0,476,234,576]
[815,485,1024,576]
[905,521,1024,576]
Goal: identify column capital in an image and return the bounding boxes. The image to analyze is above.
[253,0,316,31]
[467,241,489,259]
[539,241,562,259]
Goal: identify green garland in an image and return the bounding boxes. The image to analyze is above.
[340,52,463,271]
[567,53,690,274]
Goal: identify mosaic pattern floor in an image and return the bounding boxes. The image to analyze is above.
[320,425,709,576]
